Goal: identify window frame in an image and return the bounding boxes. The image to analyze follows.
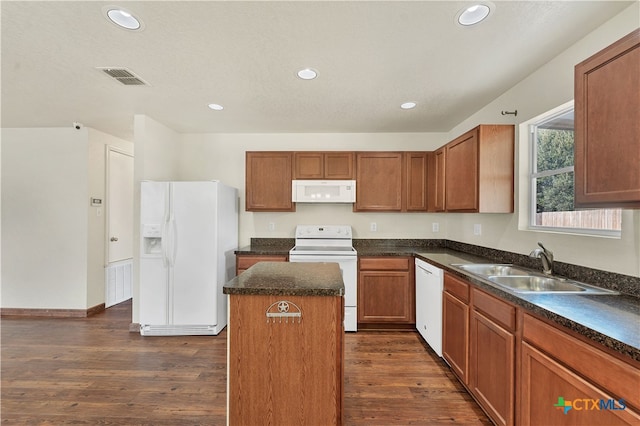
[528,102,621,238]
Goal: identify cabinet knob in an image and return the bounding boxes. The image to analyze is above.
[110,237,119,242]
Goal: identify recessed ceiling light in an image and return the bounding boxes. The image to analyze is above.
[104,6,143,30]
[297,68,318,80]
[208,103,224,111]
[457,4,491,26]
[401,102,417,110]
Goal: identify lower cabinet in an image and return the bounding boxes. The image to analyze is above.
[520,313,640,426]
[441,273,640,426]
[442,272,470,384]
[236,254,288,276]
[358,256,415,327]
[469,289,516,426]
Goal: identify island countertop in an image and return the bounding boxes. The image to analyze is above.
[223,261,345,297]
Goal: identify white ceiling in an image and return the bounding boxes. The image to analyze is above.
[1,1,634,141]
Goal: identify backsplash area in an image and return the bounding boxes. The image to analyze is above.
[245,238,639,298]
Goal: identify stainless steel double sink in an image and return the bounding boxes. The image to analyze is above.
[451,264,618,295]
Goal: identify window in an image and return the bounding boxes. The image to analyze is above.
[530,104,621,235]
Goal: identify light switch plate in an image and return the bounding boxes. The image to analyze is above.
[474,224,482,235]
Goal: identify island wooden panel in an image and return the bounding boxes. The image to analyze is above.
[228,294,343,425]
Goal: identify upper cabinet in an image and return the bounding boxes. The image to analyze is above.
[354,152,430,212]
[293,151,355,179]
[431,147,446,212]
[355,152,404,211]
[245,152,295,212]
[405,152,429,212]
[574,29,640,208]
[442,125,514,213]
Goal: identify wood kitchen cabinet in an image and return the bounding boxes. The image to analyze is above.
[236,254,288,276]
[293,151,354,179]
[354,152,430,212]
[442,272,470,384]
[443,125,514,213]
[358,256,415,328]
[520,313,640,425]
[469,288,516,426]
[431,148,446,212]
[355,152,404,211]
[574,29,640,208]
[405,152,429,211]
[245,151,295,212]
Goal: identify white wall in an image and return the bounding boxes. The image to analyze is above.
[1,127,133,310]
[2,128,89,309]
[445,3,640,276]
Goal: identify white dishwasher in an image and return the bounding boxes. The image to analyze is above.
[415,258,444,357]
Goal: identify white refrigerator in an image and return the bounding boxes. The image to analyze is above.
[139,181,238,336]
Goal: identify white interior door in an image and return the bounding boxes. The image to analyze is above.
[105,148,134,308]
[108,149,134,263]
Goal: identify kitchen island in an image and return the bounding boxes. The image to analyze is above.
[223,262,344,426]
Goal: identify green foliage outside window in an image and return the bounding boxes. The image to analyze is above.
[535,129,574,213]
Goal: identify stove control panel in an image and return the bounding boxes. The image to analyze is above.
[295,225,352,239]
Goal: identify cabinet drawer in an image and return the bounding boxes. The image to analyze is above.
[237,255,288,270]
[444,273,470,303]
[359,257,410,271]
[523,313,640,411]
[472,288,516,331]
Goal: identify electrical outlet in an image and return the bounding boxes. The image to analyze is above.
[370,222,377,232]
[474,224,482,235]
[432,222,439,233]
[268,222,275,231]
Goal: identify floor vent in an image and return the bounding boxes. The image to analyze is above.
[97,67,149,86]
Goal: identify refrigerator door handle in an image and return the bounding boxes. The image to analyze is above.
[168,217,178,267]
[161,218,169,267]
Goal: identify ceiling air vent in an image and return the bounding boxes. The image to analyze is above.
[97,67,149,86]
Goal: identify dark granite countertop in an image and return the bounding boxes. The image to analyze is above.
[223,262,344,297]
[235,238,639,362]
[235,238,293,256]
[415,250,640,362]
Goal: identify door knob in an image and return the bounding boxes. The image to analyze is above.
[110,237,119,242]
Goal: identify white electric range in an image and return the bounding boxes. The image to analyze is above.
[289,225,357,331]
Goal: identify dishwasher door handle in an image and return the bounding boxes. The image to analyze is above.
[417,267,433,275]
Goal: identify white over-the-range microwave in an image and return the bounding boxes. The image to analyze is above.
[291,180,356,203]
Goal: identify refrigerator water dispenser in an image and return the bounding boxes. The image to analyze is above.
[142,224,162,255]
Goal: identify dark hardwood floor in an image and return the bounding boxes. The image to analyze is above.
[1,300,491,425]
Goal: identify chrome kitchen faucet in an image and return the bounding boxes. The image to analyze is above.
[530,242,554,275]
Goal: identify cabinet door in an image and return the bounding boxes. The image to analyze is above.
[446,129,478,211]
[358,270,413,323]
[433,148,446,212]
[293,152,324,179]
[293,152,354,179]
[442,291,469,384]
[324,152,354,179]
[246,152,294,211]
[520,342,639,426]
[574,29,640,208]
[470,310,515,426]
[405,152,428,211]
[355,152,404,211]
